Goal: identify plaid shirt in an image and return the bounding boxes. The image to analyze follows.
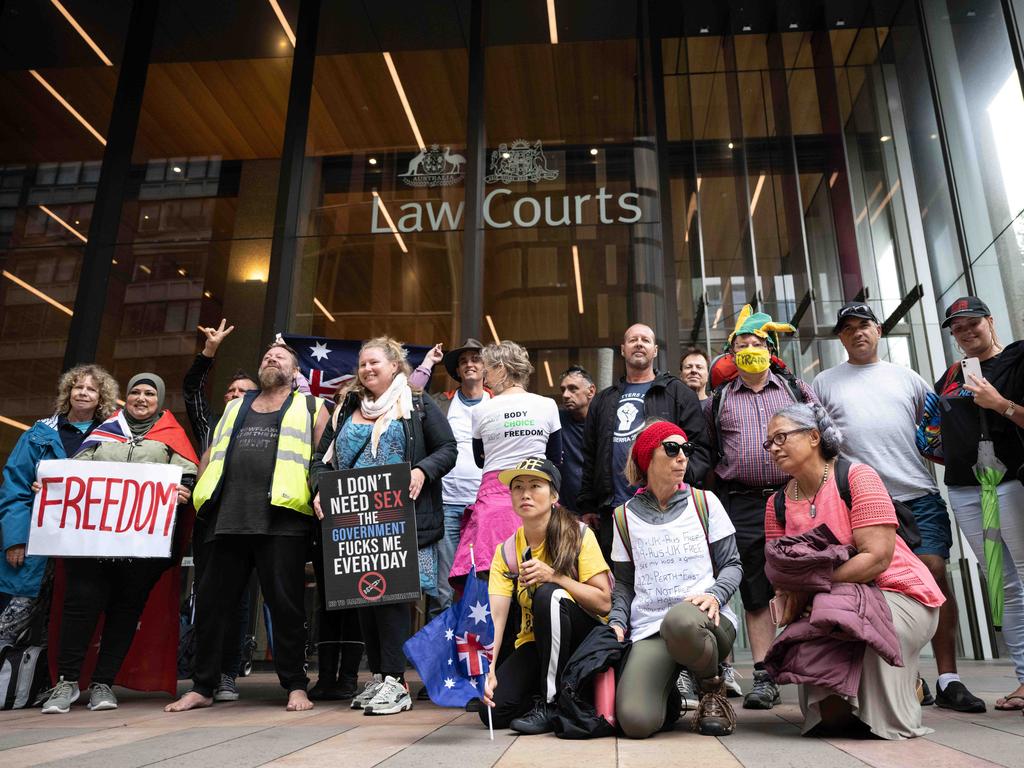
[704,372,819,487]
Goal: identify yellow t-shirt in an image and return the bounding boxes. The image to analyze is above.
[488,526,610,648]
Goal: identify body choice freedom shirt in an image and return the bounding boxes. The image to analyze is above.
[442,391,490,505]
[611,381,652,505]
[612,492,738,640]
[813,360,939,501]
[472,392,560,474]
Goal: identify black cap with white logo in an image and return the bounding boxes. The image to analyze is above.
[832,302,880,335]
[942,296,991,328]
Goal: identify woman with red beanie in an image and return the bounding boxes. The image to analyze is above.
[610,420,743,739]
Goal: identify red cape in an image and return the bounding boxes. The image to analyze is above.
[48,409,198,695]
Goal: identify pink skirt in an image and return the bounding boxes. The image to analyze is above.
[450,470,520,578]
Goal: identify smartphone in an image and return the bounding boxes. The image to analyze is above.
[961,357,983,389]
[768,595,782,626]
[521,547,534,594]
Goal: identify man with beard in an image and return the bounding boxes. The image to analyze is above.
[578,323,710,558]
[166,342,329,713]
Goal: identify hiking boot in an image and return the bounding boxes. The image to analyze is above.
[510,697,556,735]
[743,669,781,710]
[721,663,743,698]
[87,683,118,711]
[676,668,700,713]
[214,674,240,702]
[363,676,412,716]
[693,676,736,736]
[41,677,79,714]
[350,674,384,710]
[935,680,986,713]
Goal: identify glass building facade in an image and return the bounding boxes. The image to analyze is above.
[2,0,1023,658]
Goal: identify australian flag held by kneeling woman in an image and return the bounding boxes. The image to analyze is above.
[404,566,494,706]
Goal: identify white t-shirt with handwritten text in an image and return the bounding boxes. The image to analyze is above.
[611,492,738,640]
[471,392,560,474]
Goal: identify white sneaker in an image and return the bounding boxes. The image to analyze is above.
[676,668,700,713]
[350,674,384,710]
[721,663,743,698]
[362,675,412,716]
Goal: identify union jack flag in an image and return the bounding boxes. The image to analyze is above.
[456,631,494,677]
[75,411,131,454]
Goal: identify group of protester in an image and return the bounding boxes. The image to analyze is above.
[0,294,1022,743]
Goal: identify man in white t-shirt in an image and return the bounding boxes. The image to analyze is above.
[813,302,984,713]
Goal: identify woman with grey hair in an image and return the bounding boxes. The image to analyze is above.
[763,402,944,739]
[450,341,562,580]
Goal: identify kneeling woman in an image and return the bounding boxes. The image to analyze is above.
[612,421,743,738]
[482,458,611,734]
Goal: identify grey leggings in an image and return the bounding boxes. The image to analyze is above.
[616,601,736,739]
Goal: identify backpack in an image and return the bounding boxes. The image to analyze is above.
[612,489,717,574]
[0,643,49,710]
[772,457,923,551]
[710,361,809,461]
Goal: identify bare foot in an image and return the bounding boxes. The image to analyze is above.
[286,690,314,712]
[164,691,213,712]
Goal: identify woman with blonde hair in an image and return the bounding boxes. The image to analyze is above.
[0,364,118,647]
[451,341,562,582]
[310,336,456,716]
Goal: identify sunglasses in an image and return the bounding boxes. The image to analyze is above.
[762,428,811,451]
[662,441,695,458]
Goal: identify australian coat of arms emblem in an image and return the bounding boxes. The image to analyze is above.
[485,139,559,184]
[400,145,466,188]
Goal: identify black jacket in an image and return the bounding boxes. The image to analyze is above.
[551,624,625,739]
[577,371,711,514]
[311,391,457,547]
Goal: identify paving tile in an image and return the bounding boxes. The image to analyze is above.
[824,734,1006,768]
[0,725,192,768]
[266,723,446,768]
[146,725,348,768]
[618,730,742,768]
[373,712,515,768]
[0,727,93,751]
[495,733,615,768]
[719,710,871,767]
[920,709,1024,767]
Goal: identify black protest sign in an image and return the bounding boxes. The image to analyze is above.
[318,462,420,609]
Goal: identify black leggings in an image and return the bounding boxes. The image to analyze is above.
[311,528,363,683]
[57,557,170,685]
[480,582,599,728]
[360,603,409,680]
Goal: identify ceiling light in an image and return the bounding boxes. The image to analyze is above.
[50,0,112,66]
[802,358,821,375]
[246,269,267,282]
[712,306,723,329]
[829,171,839,188]
[485,315,501,344]
[3,269,73,316]
[836,19,846,27]
[38,204,87,242]
[502,152,510,159]
[203,290,212,298]
[313,297,336,323]
[382,52,424,150]
[177,268,187,276]
[788,22,799,29]
[139,264,151,274]
[111,259,118,265]
[368,157,378,165]
[172,165,182,173]
[699,27,709,34]
[589,147,598,156]
[727,142,734,149]
[371,191,408,253]
[742,25,751,32]
[144,214,149,220]
[0,414,30,432]
[546,0,559,44]
[684,192,697,243]
[880,135,891,142]
[267,0,295,47]
[930,133,938,139]
[543,360,554,388]
[74,219,80,224]
[572,245,584,314]
[29,70,106,146]
[749,173,766,216]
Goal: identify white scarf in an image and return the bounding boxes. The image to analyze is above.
[360,372,413,458]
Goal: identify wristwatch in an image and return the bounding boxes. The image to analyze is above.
[1004,401,1018,419]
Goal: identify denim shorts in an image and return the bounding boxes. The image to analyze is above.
[906,491,953,559]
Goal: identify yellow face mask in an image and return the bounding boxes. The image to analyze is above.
[734,346,771,374]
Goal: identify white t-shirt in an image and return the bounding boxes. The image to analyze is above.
[471,392,560,474]
[812,360,939,501]
[442,391,490,505]
[611,492,738,641]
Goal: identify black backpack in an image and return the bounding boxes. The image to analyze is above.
[772,457,923,551]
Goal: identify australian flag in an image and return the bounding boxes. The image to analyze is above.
[403,566,495,707]
[281,334,429,399]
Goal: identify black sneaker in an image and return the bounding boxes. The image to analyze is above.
[919,678,934,706]
[743,669,781,710]
[510,697,556,735]
[934,680,986,713]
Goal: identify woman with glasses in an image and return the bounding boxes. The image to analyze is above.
[935,297,1024,711]
[611,421,743,739]
[765,403,943,739]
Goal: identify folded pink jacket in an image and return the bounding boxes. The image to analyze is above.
[764,524,903,698]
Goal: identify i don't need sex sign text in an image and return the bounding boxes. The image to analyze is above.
[318,463,420,609]
[28,459,183,558]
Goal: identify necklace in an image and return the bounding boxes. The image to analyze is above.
[792,461,831,519]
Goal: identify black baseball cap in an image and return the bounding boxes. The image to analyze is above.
[942,296,991,328]
[832,302,880,335]
[498,457,561,494]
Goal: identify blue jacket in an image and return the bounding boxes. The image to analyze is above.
[0,416,65,598]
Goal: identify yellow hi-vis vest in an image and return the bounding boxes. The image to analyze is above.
[194,392,324,516]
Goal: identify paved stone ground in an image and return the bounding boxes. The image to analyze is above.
[2,656,1022,768]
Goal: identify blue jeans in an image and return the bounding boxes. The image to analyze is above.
[432,503,467,616]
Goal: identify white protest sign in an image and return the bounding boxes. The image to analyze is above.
[27,459,183,558]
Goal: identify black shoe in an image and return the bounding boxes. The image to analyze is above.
[934,680,986,713]
[416,686,432,701]
[743,670,781,710]
[919,678,934,706]
[510,698,556,735]
[337,675,358,700]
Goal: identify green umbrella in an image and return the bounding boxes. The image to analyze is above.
[975,412,1007,628]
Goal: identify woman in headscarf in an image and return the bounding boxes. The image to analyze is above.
[41,372,198,714]
[310,337,456,716]
[0,365,118,647]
